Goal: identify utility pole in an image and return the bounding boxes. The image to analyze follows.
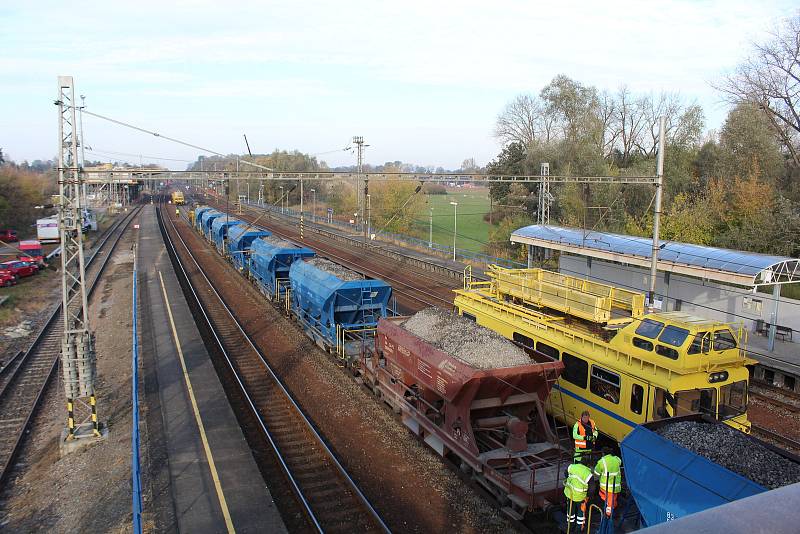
[429,206,433,248]
[648,116,666,311]
[450,201,458,261]
[56,76,102,445]
[537,162,551,225]
[300,178,304,240]
[366,193,371,240]
[353,136,367,229]
[310,189,316,223]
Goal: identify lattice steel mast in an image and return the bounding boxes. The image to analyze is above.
[56,76,100,440]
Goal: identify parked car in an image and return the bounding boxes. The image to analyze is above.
[0,261,37,279]
[0,229,18,242]
[0,271,15,287]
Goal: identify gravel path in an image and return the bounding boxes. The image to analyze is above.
[656,420,800,489]
[402,307,531,369]
[305,257,363,281]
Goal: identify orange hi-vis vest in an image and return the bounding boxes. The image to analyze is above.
[573,418,597,450]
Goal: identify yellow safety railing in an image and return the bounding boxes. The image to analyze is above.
[489,266,644,325]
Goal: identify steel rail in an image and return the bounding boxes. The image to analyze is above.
[159,206,391,534]
[0,207,141,488]
[751,424,800,452]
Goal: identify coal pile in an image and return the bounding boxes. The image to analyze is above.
[261,234,298,249]
[305,257,363,281]
[656,420,800,489]
[402,307,531,369]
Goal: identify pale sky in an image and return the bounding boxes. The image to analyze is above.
[1,1,796,170]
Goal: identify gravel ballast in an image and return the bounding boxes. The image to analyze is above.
[656,420,800,489]
[260,234,297,249]
[305,257,363,281]
[402,307,532,369]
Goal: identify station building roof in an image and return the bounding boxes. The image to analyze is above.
[511,225,800,287]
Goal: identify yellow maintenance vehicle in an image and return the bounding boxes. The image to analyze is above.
[171,190,186,205]
[454,266,753,442]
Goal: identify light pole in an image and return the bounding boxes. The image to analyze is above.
[279,186,284,214]
[429,206,433,248]
[450,201,458,261]
[310,188,316,223]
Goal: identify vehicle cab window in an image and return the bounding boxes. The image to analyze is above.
[635,319,664,339]
[712,330,737,351]
[687,331,710,355]
[589,365,620,404]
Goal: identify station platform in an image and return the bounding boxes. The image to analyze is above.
[137,205,287,533]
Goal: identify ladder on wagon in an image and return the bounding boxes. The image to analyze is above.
[361,287,377,324]
[543,365,572,452]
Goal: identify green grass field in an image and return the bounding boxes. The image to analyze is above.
[413,188,492,253]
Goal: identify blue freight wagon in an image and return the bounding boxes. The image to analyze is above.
[250,237,314,298]
[193,206,213,232]
[210,217,243,253]
[619,415,799,528]
[227,225,271,271]
[199,210,223,240]
[289,258,392,359]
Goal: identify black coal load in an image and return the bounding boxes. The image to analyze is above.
[656,420,800,490]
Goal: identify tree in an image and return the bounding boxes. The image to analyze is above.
[718,103,785,183]
[540,74,601,143]
[493,93,550,147]
[718,12,800,167]
[368,181,425,234]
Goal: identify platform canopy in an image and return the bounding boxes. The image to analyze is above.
[511,225,800,287]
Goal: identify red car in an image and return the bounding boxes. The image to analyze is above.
[0,229,17,242]
[0,271,15,287]
[0,261,37,279]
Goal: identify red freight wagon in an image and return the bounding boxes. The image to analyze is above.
[361,316,569,519]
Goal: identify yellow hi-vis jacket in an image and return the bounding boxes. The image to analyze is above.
[564,463,593,502]
[594,454,622,493]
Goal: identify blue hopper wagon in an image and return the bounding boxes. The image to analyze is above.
[620,414,800,528]
[199,210,223,240]
[227,225,271,271]
[250,236,314,299]
[210,217,244,253]
[289,258,392,359]
[193,206,213,232]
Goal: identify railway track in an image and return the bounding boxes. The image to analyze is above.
[205,198,461,312]
[0,207,140,488]
[159,206,390,534]
[751,424,800,453]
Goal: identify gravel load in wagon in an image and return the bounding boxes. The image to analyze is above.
[656,420,800,489]
[305,257,363,281]
[401,307,531,369]
[260,234,297,250]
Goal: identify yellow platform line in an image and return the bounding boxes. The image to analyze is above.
[159,271,236,534]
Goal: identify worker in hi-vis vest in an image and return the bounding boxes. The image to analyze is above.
[573,410,598,464]
[564,462,593,532]
[595,451,623,517]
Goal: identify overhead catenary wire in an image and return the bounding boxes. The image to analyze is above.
[79,108,229,158]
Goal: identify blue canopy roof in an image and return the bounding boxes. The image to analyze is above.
[511,225,800,286]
